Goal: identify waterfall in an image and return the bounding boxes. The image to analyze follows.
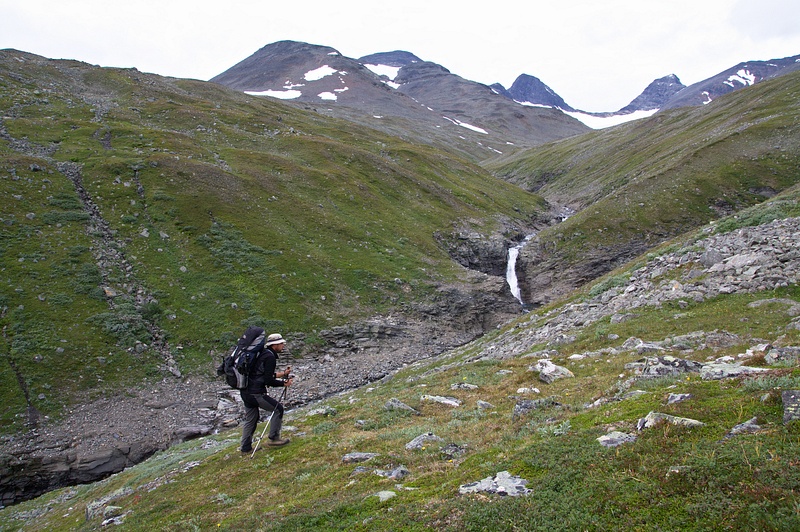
[506,235,534,305]
[506,209,571,305]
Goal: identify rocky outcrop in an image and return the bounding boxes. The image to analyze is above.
[459,471,531,496]
[481,218,800,360]
[637,412,705,430]
[0,384,243,507]
[530,359,574,383]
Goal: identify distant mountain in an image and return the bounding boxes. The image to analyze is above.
[211,42,800,145]
[494,74,575,112]
[498,73,685,115]
[209,40,421,116]
[495,55,799,125]
[616,74,685,113]
[210,41,589,160]
[387,59,588,149]
[662,54,800,109]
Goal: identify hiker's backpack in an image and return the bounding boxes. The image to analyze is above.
[217,326,266,389]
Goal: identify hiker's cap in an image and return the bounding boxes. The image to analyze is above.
[266,333,285,346]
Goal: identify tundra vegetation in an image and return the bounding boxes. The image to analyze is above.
[1,53,800,530]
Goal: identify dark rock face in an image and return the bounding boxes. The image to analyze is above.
[503,74,575,111]
[782,390,800,425]
[393,61,452,85]
[210,40,590,158]
[437,229,510,277]
[0,443,158,508]
[616,74,685,113]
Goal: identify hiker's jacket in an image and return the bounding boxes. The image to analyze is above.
[242,346,284,395]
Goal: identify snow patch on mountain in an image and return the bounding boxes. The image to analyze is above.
[319,86,349,101]
[245,88,302,99]
[247,64,352,101]
[364,63,402,88]
[565,109,659,129]
[515,101,552,109]
[725,69,756,88]
[365,64,401,80]
[443,116,487,134]
[305,65,341,81]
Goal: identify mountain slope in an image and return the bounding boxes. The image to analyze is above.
[663,54,800,109]
[392,61,588,149]
[493,54,799,129]
[486,70,800,306]
[0,49,548,447]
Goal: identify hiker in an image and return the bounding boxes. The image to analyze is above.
[240,332,293,452]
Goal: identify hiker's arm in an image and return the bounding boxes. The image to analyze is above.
[263,355,285,387]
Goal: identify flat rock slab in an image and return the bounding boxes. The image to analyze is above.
[405,432,444,450]
[374,465,410,480]
[384,398,419,414]
[597,431,637,447]
[637,411,705,431]
[342,452,379,464]
[701,363,770,380]
[724,417,763,439]
[371,490,396,502]
[531,360,574,384]
[512,397,561,420]
[459,471,530,497]
[420,395,462,407]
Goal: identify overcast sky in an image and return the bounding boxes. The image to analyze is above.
[2,0,799,112]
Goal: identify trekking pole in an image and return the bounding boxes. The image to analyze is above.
[250,385,288,458]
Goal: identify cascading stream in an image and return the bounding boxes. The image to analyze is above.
[506,234,535,305]
[507,208,574,305]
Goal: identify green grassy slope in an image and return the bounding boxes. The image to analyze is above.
[0,51,545,431]
[4,196,799,531]
[485,71,800,294]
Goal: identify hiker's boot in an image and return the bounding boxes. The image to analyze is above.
[267,437,290,446]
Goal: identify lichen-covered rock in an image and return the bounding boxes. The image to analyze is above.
[459,471,530,496]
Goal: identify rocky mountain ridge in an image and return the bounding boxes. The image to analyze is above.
[212,41,799,134]
[210,41,589,159]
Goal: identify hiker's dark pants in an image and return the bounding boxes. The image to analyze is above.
[240,392,283,450]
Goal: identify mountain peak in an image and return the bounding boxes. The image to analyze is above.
[209,40,346,90]
[616,74,686,113]
[502,74,574,112]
